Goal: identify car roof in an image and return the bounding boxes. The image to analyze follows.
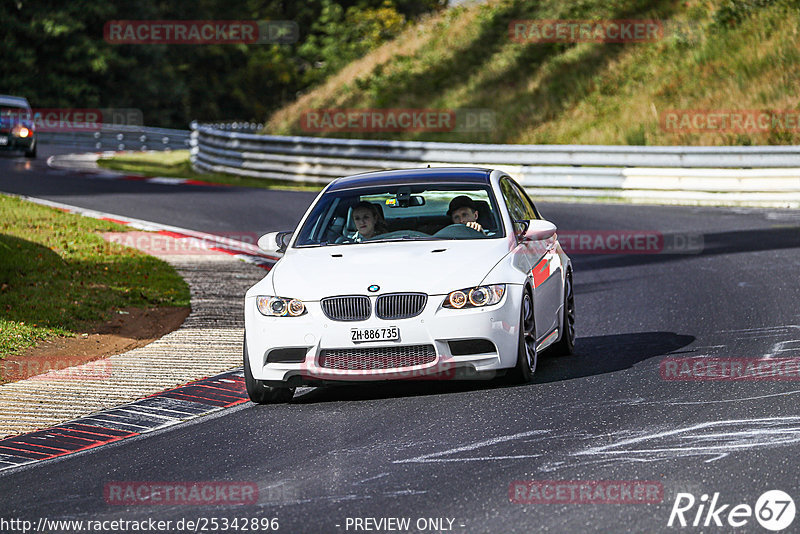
[0,95,31,109]
[326,167,493,192]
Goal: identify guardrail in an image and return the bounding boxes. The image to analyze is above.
[38,124,191,151]
[190,124,800,206]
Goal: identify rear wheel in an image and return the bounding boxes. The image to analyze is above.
[507,288,537,384]
[550,270,575,356]
[243,337,294,404]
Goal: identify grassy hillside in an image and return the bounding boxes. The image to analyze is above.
[265,0,800,145]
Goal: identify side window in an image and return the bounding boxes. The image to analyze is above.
[512,182,541,220]
[500,178,529,238]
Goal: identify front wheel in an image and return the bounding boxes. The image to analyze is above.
[506,288,537,384]
[24,141,36,159]
[243,337,294,404]
[550,270,575,356]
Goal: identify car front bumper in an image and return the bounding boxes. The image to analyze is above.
[244,287,524,385]
[0,133,35,152]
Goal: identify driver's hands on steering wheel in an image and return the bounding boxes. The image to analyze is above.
[465,221,483,232]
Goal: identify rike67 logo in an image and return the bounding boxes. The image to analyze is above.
[668,490,795,531]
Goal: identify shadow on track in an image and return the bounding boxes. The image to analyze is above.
[535,331,695,383]
[572,226,800,272]
[290,331,694,404]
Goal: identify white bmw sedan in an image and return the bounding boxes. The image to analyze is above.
[244,168,574,403]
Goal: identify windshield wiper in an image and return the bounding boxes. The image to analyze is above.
[367,236,440,243]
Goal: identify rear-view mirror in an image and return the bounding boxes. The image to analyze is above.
[387,195,425,208]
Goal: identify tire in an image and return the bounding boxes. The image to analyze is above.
[24,141,36,159]
[507,287,537,384]
[243,337,294,404]
[550,270,575,356]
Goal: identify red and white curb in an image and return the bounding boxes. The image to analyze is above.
[9,194,281,270]
[0,193,289,468]
[47,151,228,187]
[0,371,250,472]
[41,152,279,268]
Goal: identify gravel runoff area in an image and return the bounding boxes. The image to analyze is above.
[0,246,265,438]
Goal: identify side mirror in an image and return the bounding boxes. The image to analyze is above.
[521,219,557,241]
[258,231,292,254]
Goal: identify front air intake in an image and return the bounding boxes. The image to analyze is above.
[319,344,436,370]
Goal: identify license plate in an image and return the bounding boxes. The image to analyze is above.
[351,326,399,343]
[0,136,7,146]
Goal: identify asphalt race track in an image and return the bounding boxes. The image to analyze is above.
[1,146,800,533]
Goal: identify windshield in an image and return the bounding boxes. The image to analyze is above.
[294,183,504,247]
[0,106,31,127]
[0,105,30,118]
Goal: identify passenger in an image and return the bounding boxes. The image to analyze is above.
[447,195,483,232]
[352,201,388,241]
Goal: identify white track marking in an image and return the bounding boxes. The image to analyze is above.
[394,430,548,464]
[573,416,800,463]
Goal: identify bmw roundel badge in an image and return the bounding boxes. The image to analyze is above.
[368,284,380,292]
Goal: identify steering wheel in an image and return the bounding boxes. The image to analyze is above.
[432,224,486,239]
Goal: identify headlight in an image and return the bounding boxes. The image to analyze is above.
[11,124,31,138]
[256,295,306,317]
[443,284,505,309]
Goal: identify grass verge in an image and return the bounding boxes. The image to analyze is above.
[264,0,800,146]
[97,150,324,191]
[0,194,190,357]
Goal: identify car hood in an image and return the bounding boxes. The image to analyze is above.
[269,239,511,300]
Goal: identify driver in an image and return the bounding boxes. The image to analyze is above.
[447,195,483,232]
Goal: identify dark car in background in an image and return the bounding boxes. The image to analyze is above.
[0,95,36,158]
